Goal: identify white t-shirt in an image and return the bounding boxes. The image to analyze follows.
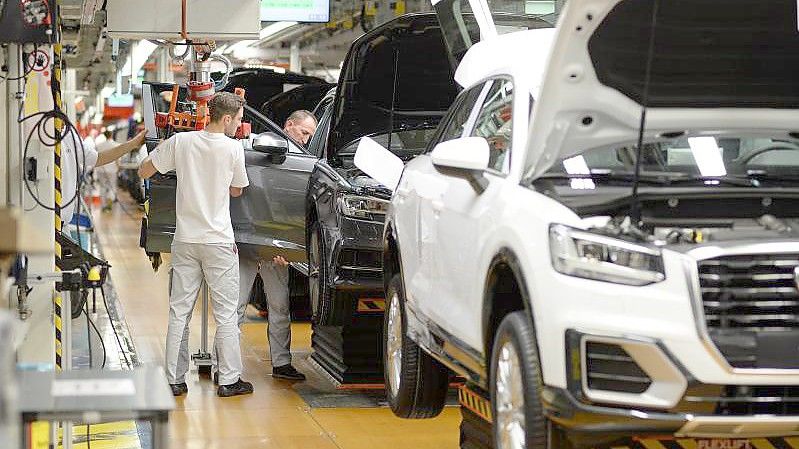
[150,130,249,245]
[61,129,98,225]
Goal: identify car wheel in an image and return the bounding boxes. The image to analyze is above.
[383,273,449,419]
[490,311,570,449]
[308,221,345,326]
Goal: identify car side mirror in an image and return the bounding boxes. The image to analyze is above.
[253,132,289,156]
[431,137,490,193]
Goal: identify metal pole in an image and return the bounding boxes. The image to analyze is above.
[290,41,301,73]
[63,292,73,449]
[200,282,208,353]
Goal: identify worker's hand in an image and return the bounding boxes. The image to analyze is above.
[272,256,289,267]
[131,130,147,147]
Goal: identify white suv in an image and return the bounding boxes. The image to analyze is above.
[356,1,799,448]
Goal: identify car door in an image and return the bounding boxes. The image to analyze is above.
[430,77,519,350]
[231,106,318,262]
[399,82,488,318]
[433,0,555,74]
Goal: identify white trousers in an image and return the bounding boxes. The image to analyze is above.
[239,258,292,367]
[166,242,242,386]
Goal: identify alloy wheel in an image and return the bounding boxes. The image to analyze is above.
[386,290,403,397]
[495,341,526,449]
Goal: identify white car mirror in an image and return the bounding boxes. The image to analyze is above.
[431,137,490,172]
[354,136,404,192]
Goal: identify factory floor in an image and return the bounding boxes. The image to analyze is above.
[85,192,461,449]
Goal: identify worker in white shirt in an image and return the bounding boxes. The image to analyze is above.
[138,92,253,398]
[60,127,145,232]
[94,130,121,211]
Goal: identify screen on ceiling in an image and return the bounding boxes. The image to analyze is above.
[261,0,330,23]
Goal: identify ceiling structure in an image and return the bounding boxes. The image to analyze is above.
[57,0,564,98]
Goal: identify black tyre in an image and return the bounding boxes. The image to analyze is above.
[308,221,345,326]
[490,311,570,449]
[383,274,449,419]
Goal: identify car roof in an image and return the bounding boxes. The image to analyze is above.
[454,27,556,98]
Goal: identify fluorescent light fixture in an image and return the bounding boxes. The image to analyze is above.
[120,40,158,77]
[688,137,727,177]
[226,21,298,58]
[563,155,596,190]
[225,40,256,55]
[260,21,298,39]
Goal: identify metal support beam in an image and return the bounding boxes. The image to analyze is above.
[289,40,301,73]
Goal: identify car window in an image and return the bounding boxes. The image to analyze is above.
[308,105,333,158]
[437,83,487,143]
[244,106,305,154]
[470,78,514,173]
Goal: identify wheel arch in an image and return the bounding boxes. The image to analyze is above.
[382,220,402,294]
[482,248,537,370]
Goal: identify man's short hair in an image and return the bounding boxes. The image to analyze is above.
[285,110,317,127]
[209,92,246,123]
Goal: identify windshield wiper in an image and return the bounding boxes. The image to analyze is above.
[537,172,757,187]
[538,172,670,185]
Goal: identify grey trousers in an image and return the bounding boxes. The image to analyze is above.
[238,258,292,367]
[166,242,242,386]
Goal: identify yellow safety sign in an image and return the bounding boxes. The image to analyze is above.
[356,298,385,313]
[459,384,492,423]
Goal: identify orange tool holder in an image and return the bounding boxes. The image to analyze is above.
[154,85,251,138]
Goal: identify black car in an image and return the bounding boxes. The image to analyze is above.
[260,82,336,127]
[305,12,460,325]
[220,67,328,111]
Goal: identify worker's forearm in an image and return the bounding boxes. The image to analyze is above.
[138,157,158,179]
[96,139,139,167]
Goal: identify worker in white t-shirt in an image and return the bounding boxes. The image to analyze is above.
[60,127,145,232]
[94,130,122,211]
[138,92,252,398]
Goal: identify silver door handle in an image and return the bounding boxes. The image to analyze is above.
[432,200,444,211]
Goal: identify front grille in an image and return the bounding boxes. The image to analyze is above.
[683,384,799,416]
[337,249,382,280]
[698,254,799,369]
[585,342,652,394]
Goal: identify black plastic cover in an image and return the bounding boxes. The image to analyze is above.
[589,0,799,108]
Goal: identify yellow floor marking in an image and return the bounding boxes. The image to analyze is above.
[751,438,776,449]
[785,437,799,449]
[29,420,141,449]
[641,439,669,449]
[678,438,698,449]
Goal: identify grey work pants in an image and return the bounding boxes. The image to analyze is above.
[238,258,292,367]
[166,242,242,386]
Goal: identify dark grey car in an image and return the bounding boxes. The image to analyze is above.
[140,82,318,264]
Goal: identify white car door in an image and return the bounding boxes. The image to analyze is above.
[399,82,489,314]
[429,77,518,350]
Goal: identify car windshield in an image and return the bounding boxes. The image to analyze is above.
[543,134,799,187]
[339,128,439,162]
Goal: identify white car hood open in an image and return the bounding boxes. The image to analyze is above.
[523,0,799,180]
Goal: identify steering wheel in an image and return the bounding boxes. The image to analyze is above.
[735,142,799,165]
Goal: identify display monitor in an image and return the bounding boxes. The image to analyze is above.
[260,0,330,23]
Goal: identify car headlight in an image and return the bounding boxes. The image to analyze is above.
[338,194,390,221]
[549,224,665,286]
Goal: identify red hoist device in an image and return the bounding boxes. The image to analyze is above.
[153,0,251,138]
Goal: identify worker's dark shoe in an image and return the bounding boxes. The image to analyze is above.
[170,383,188,397]
[272,364,306,381]
[217,379,254,397]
